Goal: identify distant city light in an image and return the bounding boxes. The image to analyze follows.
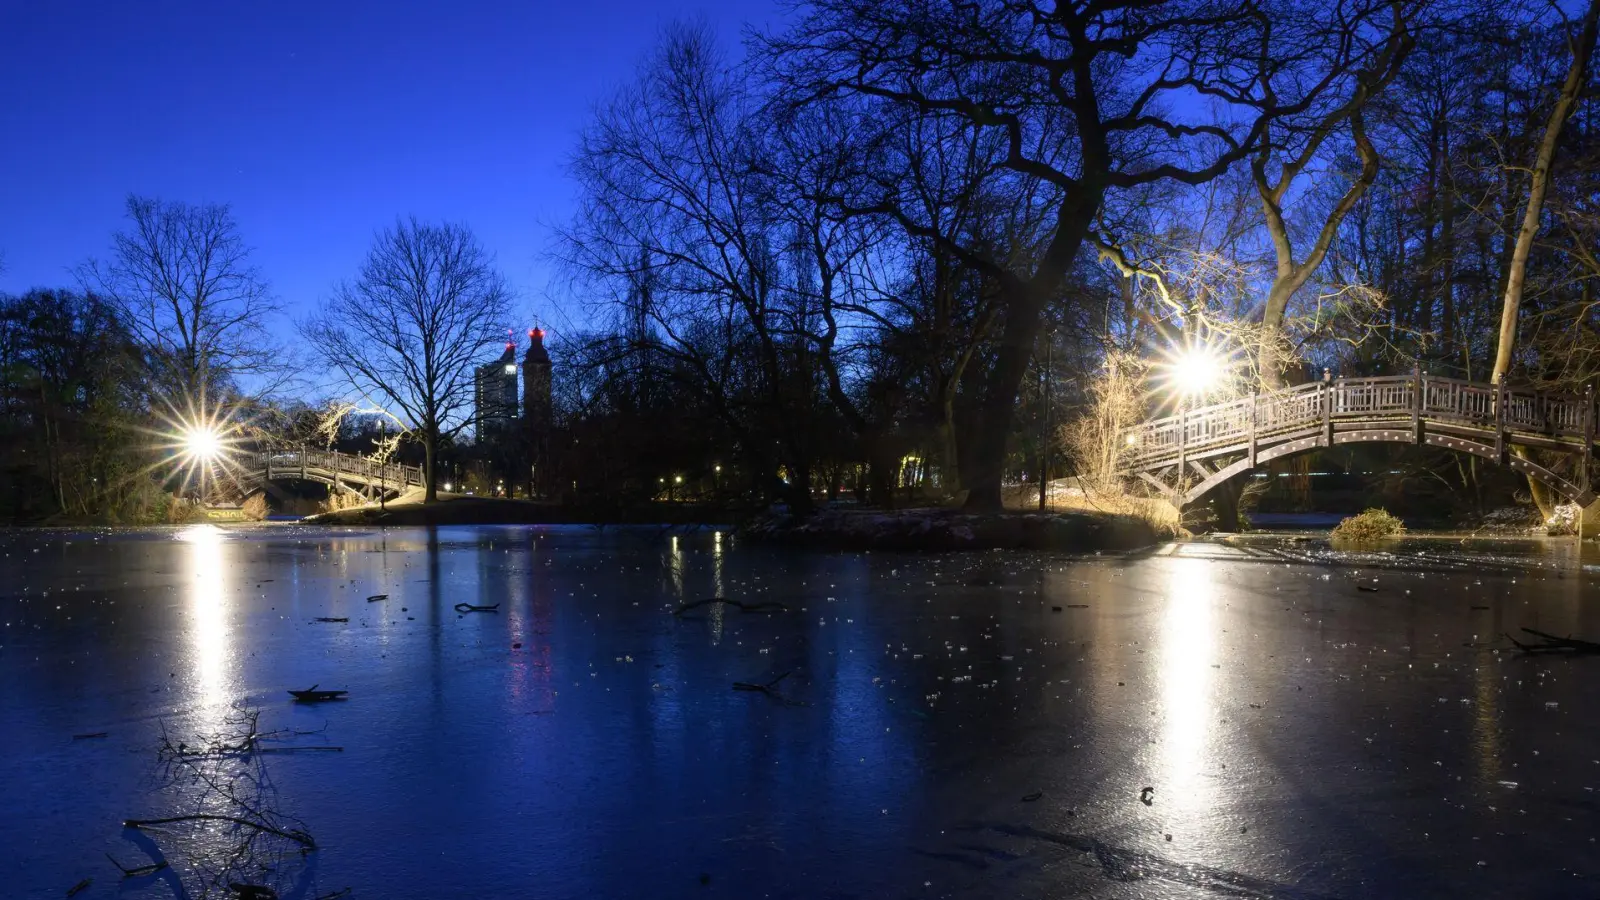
[674,475,683,484]
[504,364,517,374]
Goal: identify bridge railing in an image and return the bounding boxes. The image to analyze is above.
[240,448,425,489]
[1126,373,1595,468]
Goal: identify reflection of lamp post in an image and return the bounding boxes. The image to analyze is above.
[1040,328,1055,511]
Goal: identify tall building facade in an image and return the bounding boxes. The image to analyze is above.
[470,330,558,498]
[474,343,519,443]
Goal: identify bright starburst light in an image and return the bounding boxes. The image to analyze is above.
[183,425,224,462]
[148,400,247,502]
[1162,342,1232,399]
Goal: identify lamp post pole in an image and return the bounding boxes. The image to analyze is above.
[379,420,387,512]
[1039,329,1054,511]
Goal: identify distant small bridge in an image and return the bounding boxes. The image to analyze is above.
[1125,372,1598,509]
[232,448,424,496]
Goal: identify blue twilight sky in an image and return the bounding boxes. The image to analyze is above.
[0,0,779,334]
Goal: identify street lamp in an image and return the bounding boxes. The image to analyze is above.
[183,426,222,461]
[1168,344,1227,398]
[181,424,224,509]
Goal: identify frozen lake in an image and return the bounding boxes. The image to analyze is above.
[4,525,1600,898]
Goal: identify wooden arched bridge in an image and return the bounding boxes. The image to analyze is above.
[1124,372,1598,509]
[230,448,424,496]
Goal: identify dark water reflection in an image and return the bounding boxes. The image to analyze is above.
[4,526,1600,898]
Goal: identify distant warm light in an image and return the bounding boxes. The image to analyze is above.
[1166,344,1227,397]
[714,464,722,473]
[674,475,683,484]
[443,482,453,492]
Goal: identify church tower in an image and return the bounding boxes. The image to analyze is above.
[523,328,553,496]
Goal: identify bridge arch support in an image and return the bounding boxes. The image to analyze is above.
[1177,432,1592,509]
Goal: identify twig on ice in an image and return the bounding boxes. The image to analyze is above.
[675,597,789,616]
[123,815,316,849]
[105,854,167,878]
[1506,627,1600,654]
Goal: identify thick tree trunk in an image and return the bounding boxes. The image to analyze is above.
[1491,0,1600,383]
[423,425,438,503]
[963,280,1050,511]
[1511,445,1557,520]
[1209,478,1245,533]
[1257,281,1296,388]
[962,199,1100,512]
[867,448,896,509]
[786,460,814,515]
[937,396,961,495]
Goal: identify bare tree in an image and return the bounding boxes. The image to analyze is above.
[299,218,512,502]
[561,25,836,512]
[83,195,284,411]
[762,0,1363,509]
[1490,0,1600,383]
[1254,0,1416,385]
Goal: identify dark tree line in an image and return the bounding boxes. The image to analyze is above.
[9,0,1600,522]
[1,199,518,520]
[0,194,283,522]
[556,0,1600,515]
[0,289,161,520]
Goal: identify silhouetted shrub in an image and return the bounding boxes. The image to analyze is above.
[1331,508,1405,542]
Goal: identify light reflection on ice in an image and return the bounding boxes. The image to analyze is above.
[179,524,235,718]
[1160,558,1218,838]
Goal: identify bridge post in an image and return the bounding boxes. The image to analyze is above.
[1495,381,1507,464]
[1411,364,1424,445]
[1583,383,1594,494]
[300,444,307,482]
[1322,373,1334,448]
[1247,391,1257,468]
[1176,407,1187,506]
